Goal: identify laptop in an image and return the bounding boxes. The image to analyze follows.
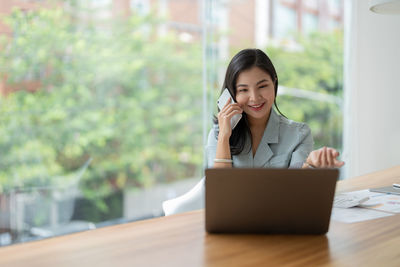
[205,168,339,235]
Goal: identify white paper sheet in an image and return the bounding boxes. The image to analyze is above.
[335,189,400,213]
[360,194,400,213]
[331,207,393,223]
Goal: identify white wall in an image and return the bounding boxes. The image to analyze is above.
[343,0,400,178]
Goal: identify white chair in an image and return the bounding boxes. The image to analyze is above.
[162,178,205,216]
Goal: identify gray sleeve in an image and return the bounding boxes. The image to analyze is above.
[289,124,314,168]
[205,126,218,169]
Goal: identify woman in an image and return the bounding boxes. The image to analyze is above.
[209,48,344,169]
[163,48,344,215]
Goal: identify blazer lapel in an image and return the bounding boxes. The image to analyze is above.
[253,109,280,167]
[232,135,253,167]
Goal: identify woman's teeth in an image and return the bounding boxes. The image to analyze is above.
[250,103,264,108]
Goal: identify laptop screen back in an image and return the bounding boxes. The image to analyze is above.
[205,168,338,234]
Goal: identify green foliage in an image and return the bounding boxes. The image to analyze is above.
[0,4,203,197]
[0,2,343,202]
[266,31,343,150]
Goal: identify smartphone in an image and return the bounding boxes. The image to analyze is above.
[217,88,242,129]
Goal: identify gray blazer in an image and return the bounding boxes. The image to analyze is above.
[163,109,314,216]
[205,109,314,169]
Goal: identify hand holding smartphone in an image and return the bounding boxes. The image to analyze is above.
[217,88,242,129]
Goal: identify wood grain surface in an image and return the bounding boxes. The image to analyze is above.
[1,165,400,267]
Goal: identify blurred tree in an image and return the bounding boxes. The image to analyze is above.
[0,1,203,210]
[266,31,343,150]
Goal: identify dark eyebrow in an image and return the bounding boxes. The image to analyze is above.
[256,79,270,85]
[237,78,271,88]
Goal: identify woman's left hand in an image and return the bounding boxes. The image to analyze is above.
[303,146,345,168]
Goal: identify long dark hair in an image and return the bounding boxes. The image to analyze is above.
[214,48,285,155]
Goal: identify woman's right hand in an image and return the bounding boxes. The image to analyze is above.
[217,99,243,139]
[304,146,345,168]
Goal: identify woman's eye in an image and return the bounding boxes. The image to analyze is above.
[238,89,247,92]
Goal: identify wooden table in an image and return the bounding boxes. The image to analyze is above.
[1,166,400,267]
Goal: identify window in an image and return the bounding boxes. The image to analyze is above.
[303,13,319,34]
[0,0,344,247]
[130,0,150,16]
[328,0,342,16]
[0,0,204,246]
[273,2,297,40]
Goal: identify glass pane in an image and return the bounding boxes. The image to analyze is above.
[303,13,319,34]
[329,19,341,30]
[281,0,297,5]
[130,0,150,16]
[0,0,344,247]
[267,30,344,151]
[328,0,342,16]
[213,0,344,160]
[303,0,319,10]
[274,2,297,40]
[0,0,204,246]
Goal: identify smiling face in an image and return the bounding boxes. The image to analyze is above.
[235,66,276,125]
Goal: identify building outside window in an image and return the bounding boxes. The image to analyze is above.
[273,1,297,40]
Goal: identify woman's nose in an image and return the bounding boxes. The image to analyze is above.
[249,89,259,101]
